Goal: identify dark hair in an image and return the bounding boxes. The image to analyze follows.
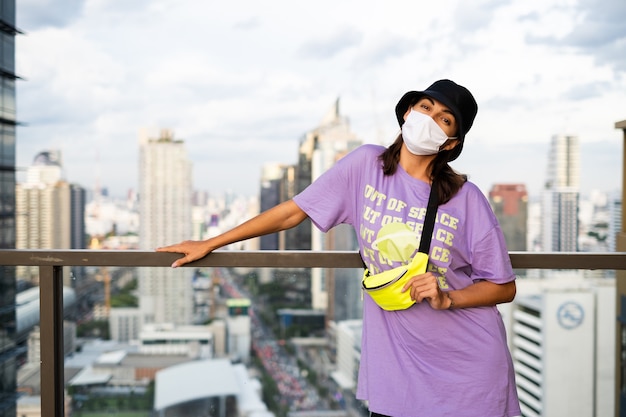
[379,134,467,205]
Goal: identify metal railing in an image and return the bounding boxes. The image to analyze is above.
[2,249,626,417]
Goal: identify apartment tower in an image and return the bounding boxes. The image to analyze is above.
[541,134,580,252]
[489,183,528,251]
[15,152,82,286]
[138,129,193,325]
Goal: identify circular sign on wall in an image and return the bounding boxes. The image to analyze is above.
[557,301,584,329]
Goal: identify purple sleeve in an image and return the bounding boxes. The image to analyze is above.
[461,184,515,283]
[293,148,364,232]
[469,223,516,284]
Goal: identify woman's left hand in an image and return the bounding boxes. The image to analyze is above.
[401,278,517,311]
[401,272,450,310]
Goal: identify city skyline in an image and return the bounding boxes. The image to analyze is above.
[14,0,626,199]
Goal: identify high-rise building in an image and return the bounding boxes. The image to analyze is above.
[259,163,285,250]
[138,128,193,325]
[70,184,86,250]
[16,151,84,287]
[489,184,528,251]
[608,193,622,252]
[506,276,615,417]
[542,134,580,252]
[545,134,580,190]
[297,99,362,316]
[0,0,18,414]
[613,118,626,417]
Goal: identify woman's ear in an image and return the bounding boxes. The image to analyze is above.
[441,139,460,152]
[403,107,411,122]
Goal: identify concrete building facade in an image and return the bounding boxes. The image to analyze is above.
[541,134,580,252]
[509,276,615,417]
[138,128,193,325]
[489,183,528,251]
[613,119,626,417]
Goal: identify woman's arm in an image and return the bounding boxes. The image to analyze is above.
[444,280,516,309]
[156,199,308,268]
[404,274,516,310]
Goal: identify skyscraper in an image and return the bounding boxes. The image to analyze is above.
[542,134,580,252]
[297,99,362,316]
[70,184,87,250]
[489,183,528,251]
[259,163,286,250]
[608,193,622,252]
[16,151,84,286]
[0,0,17,414]
[138,129,193,325]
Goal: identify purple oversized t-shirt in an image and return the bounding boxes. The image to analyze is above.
[293,144,521,417]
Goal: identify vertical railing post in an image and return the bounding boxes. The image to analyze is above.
[39,265,65,417]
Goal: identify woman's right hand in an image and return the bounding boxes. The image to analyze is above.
[156,240,214,268]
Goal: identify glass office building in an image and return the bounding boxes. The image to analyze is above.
[0,0,17,415]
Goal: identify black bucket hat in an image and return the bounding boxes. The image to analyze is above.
[395,79,478,161]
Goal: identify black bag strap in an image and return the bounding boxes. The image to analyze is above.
[417,182,439,255]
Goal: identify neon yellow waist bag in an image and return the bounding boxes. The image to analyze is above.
[361,182,439,311]
[361,252,429,311]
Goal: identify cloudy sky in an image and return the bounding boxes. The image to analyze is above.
[15,0,626,200]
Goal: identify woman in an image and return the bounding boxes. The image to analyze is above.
[157,79,521,417]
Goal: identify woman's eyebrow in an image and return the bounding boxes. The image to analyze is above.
[420,97,455,119]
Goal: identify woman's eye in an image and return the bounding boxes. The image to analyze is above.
[441,117,452,126]
[420,104,430,110]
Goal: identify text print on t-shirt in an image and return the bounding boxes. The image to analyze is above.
[360,184,459,289]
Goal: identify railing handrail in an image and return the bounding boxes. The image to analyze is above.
[7,249,626,417]
[1,249,625,269]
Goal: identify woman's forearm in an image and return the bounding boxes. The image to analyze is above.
[447,280,516,309]
[157,199,308,267]
[206,199,308,250]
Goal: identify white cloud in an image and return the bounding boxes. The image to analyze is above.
[15,0,626,198]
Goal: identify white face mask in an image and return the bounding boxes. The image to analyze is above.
[401,110,456,156]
